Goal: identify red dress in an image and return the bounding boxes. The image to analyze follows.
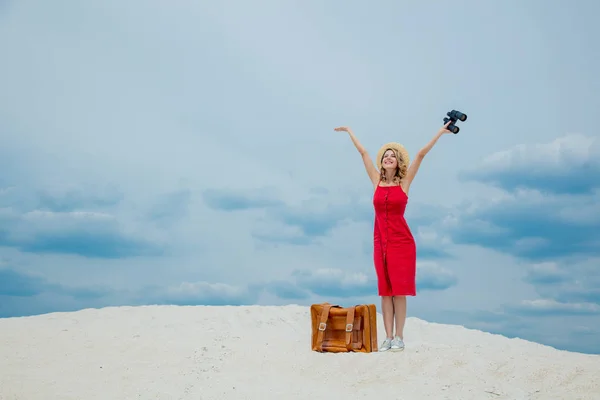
[373,184,417,296]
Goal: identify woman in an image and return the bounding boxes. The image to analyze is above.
[334,122,452,352]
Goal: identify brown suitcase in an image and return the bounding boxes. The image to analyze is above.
[310,302,378,353]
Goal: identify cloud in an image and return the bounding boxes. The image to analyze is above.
[437,307,600,354]
[444,188,600,260]
[139,281,256,306]
[203,187,371,239]
[459,133,600,195]
[504,298,600,316]
[429,135,600,353]
[290,268,374,298]
[202,188,284,212]
[0,268,47,297]
[443,134,600,261]
[521,258,600,307]
[202,186,455,262]
[523,262,570,285]
[201,186,359,246]
[0,208,162,259]
[146,189,192,228]
[2,260,454,320]
[256,263,457,300]
[416,262,458,291]
[35,184,124,212]
[0,265,256,316]
[0,268,113,317]
[0,268,110,299]
[556,287,600,306]
[413,225,455,259]
[250,268,375,300]
[257,280,311,300]
[0,184,195,259]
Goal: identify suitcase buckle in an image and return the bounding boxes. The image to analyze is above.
[345,323,353,332]
[318,322,327,331]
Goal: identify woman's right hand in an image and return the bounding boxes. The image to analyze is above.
[334,126,352,133]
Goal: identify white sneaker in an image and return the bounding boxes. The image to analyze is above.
[391,336,405,351]
[379,337,392,352]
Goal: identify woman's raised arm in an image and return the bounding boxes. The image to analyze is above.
[402,121,453,193]
[334,126,379,187]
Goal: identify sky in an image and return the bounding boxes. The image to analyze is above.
[1,0,599,354]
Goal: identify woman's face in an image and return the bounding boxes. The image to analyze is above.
[381,149,398,170]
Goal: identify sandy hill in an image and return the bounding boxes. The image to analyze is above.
[1,305,598,399]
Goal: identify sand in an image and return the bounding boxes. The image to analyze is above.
[0,305,598,400]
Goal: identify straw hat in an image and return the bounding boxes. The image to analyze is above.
[376,142,410,171]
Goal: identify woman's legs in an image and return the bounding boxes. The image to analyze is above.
[392,295,407,339]
[381,296,394,338]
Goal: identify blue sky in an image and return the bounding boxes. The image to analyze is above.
[1,0,599,354]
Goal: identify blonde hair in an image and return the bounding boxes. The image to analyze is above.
[379,148,407,184]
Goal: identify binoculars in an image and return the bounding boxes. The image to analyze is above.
[443,109,467,134]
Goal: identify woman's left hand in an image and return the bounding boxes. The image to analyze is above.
[438,120,453,135]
